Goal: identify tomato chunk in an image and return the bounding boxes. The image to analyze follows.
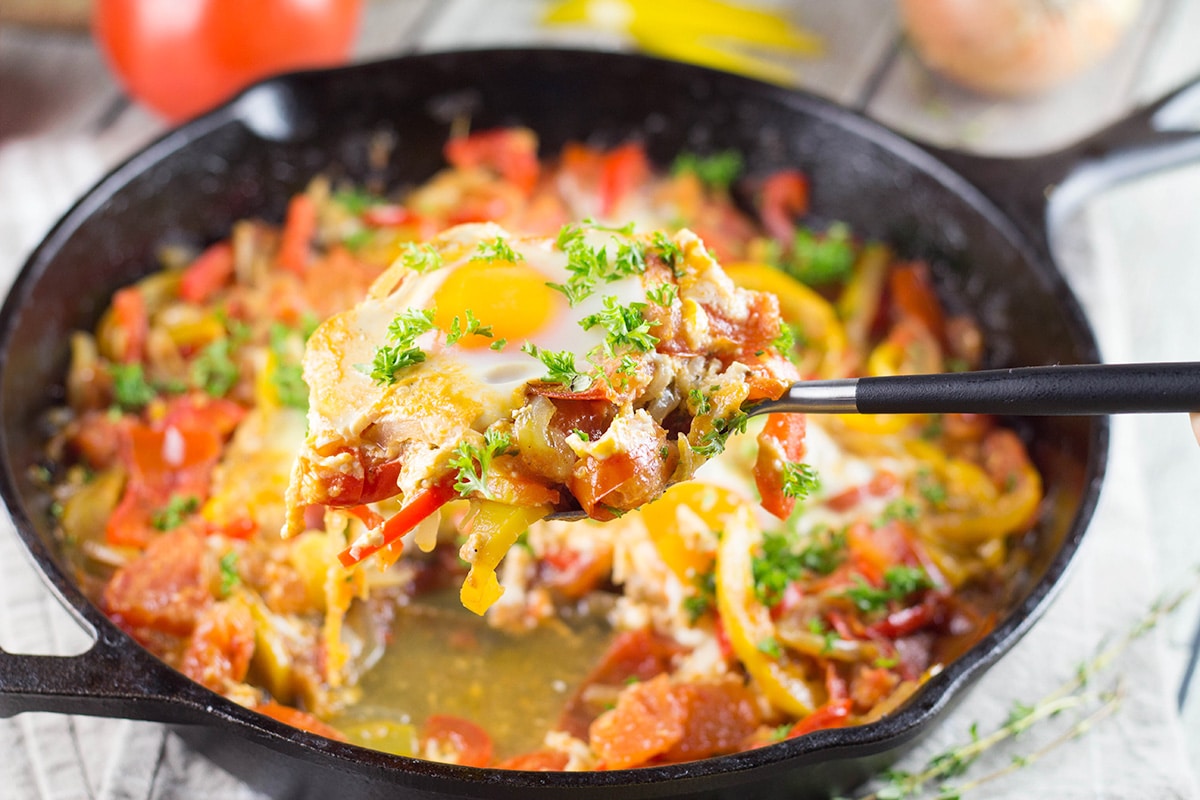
[421,714,493,768]
[180,599,256,693]
[102,528,212,642]
[754,413,807,519]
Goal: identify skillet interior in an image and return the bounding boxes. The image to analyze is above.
[0,49,1104,799]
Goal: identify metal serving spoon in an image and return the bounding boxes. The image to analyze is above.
[545,362,1200,521]
[746,361,1200,417]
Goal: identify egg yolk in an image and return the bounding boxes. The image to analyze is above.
[432,259,561,349]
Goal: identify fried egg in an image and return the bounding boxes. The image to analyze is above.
[408,222,649,415]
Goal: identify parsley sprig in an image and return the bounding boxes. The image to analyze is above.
[449,429,517,500]
[579,296,660,356]
[521,342,593,392]
[475,237,523,263]
[651,231,683,276]
[548,223,650,306]
[397,242,443,274]
[781,462,821,500]
[108,363,159,411]
[152,495,199,532]
[693,410,749,458]
[841,565,932,614]
[752,525,846,606]
[671,150,744,192]
[368,308,435,385]
[269,322,308,410]
[445,309,494,346]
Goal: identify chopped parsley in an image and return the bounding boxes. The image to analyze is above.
[445,309,494,346]
[688,387,713,416]
[646,282,677,308]
[784,222,855,286]
[152,495,199,532]
[191,338,240,397]
[269,323,308,410]
[917,469,948,506]
[368,308,435,385]
[397,242,443,274]
[108,363,158,411]
[781,462,821,500]
[520,342,593,392]
[490,338,508,351]
[684,571,716,623]
[772,322,801,363]
[692,410,749,458]
[332,188,379,215]
[272,362,308,410]
[651,231,683,275]
[841,565,932,614]
[878,498,918,526]
[752,525,846,606]
[218,551,240,598]
[579,296,659,356]
[474,236,523,263]
[449,429,517,500]
[613,239,646,277]
[671,150,744,192]
[756,636,783,659]
[548,224,649,306]
[556,224,584,251]
[807,617,842,654]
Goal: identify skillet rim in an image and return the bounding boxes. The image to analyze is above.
[0,47,1107,792]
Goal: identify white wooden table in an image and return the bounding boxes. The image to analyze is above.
[2,1,1200,797]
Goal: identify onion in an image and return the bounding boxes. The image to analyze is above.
[899,0,1143,96]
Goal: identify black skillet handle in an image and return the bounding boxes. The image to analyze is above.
[922,77,1200,258]
[0,625,209,724]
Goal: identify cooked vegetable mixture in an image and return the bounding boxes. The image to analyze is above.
[42,128,1043,769]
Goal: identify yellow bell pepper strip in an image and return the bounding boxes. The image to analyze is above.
[637,481,747,585]
[337,478,456,568]
[908,432,1043,546]
[715,505,820,717]
[724,262,847,379]
[459,499,550,615]
[837,242,891,363]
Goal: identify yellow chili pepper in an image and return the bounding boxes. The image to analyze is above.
[544,0,822,85]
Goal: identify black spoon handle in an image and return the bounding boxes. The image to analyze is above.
[754,363,1200,416]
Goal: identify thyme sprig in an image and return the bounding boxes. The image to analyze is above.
[842,570,1200,800]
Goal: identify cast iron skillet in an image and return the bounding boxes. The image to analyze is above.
[1,50,1199,800]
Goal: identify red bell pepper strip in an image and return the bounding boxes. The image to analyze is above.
[786,698,853,739]
[337,478,456,567]
[179,242,235,304]
[111,286,148,364]
[760,170,809,244]
[277,194,316,275]
[598,143,649,218]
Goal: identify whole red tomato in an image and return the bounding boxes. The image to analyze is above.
[94,0,362,122]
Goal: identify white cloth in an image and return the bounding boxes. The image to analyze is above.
[0,91,1196,800]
